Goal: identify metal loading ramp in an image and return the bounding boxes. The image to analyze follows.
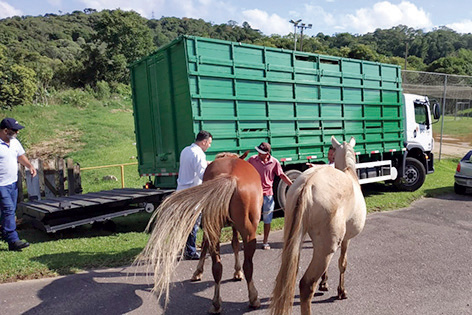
[18,188,174,233]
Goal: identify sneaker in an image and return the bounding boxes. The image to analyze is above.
[9,240,30,251]
[184,252,201,260]
[262,243,270,250]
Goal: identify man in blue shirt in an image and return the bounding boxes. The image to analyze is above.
[177,130,212,260]
[0,118,36,251]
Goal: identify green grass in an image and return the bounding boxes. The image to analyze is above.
[0,91,462,283]
[432,115,472,137]
[3,95,147,193]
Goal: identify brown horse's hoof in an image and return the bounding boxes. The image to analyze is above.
[337,287,348,300]
[191,273,202,282]
[249,298,261,309]
[209,298,223,314]
[233,270,244,281]
[318,283,329,291]
[209,306,222,314]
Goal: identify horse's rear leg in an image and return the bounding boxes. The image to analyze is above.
[299,250,335,315]
[231,226,244,281]
[209,243,223,314]
[337,239,350,299]
[191,237,209,281]
[243,237,260,309]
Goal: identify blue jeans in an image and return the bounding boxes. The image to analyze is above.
[0,182,20,244]
[262,195,275,224]
[185,213,201,257]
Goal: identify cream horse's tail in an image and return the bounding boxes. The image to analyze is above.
[135,174,237,307]
[270,170,314,315]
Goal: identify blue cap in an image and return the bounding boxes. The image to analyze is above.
[0,118,25,130]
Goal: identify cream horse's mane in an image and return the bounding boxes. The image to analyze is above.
[332,136,357,174]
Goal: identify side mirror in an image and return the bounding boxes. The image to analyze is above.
[432,103,441,120]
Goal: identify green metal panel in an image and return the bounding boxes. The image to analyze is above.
[130,36,404,186]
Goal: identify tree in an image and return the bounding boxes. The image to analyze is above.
[348,44,384,62]
[93,10,154,64]
[0,45,37,108]
[427,49,472,75]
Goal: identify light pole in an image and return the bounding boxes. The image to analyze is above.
[289,19,302,51]
[297,23,312,51]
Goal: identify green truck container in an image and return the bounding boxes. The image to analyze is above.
[130,36,439,204]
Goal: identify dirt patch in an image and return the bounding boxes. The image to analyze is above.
[28,129,84,160]
[110,108,132,113]
[433,134,471,158]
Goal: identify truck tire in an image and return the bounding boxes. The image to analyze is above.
[454,183,466,195]
[276,169,302,210]
[394,157,426,191]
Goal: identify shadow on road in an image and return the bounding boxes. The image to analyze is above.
[23,270,150,314]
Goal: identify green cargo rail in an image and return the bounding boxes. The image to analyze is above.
[130,35,404,188]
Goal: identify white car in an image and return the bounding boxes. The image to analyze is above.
[454,150,472,194]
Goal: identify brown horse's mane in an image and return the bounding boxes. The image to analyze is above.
[214,151,249,160]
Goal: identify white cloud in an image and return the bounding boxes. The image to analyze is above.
[78,0,239,22]
[0,1,22,18]
[242,9,291,35]
[344,1,432,34]
[303,4,335,27]
[447,20,472,34]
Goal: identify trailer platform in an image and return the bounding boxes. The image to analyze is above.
[18,188,174,233]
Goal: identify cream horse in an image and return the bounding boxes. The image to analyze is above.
[270,136,367,315]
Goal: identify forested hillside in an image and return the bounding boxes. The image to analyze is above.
[1,8,472,109]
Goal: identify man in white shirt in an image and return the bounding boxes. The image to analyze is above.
[0,118,36,251]
[328,145,335,167]
[176,130,212,260]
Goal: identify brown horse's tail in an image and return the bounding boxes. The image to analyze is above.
[270,172,313,315]
[134,174,237,308]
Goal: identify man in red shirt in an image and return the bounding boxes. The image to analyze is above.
[248,142,292,250]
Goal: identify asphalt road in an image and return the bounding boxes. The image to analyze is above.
[1,194,471,315]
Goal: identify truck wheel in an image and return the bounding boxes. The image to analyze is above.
[454,183,466,195]
[276,169,302,210]
[394,157,426,191]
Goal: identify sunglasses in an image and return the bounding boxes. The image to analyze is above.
[8,129,19,133]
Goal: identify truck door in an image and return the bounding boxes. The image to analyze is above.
[412,100,433,152]
[404,94,433,153]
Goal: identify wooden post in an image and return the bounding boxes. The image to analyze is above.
[56,156,65,197]
[38,158,45,197]
[44,159,58,198]
[73,162,82,194]
[26,159,41,201]
[67,158,75,196]
[17,164,24,203]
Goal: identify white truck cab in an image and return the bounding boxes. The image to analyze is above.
[403,93,435,153]
[393,93,441,191]
[353,93,440,191]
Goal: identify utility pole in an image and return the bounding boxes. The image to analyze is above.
[404,40,408,70]
[289,19,302,51]
[298,23,312,51]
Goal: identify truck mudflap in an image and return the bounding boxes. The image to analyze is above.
[426,152,435,174]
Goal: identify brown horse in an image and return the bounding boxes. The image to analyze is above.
[136,152,263,313]
[270,136,366,315]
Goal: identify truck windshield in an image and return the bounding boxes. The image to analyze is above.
[414,103,428,125]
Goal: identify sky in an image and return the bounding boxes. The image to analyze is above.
[1,0,472,36]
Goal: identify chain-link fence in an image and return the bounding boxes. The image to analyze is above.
[402,70,472,160]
